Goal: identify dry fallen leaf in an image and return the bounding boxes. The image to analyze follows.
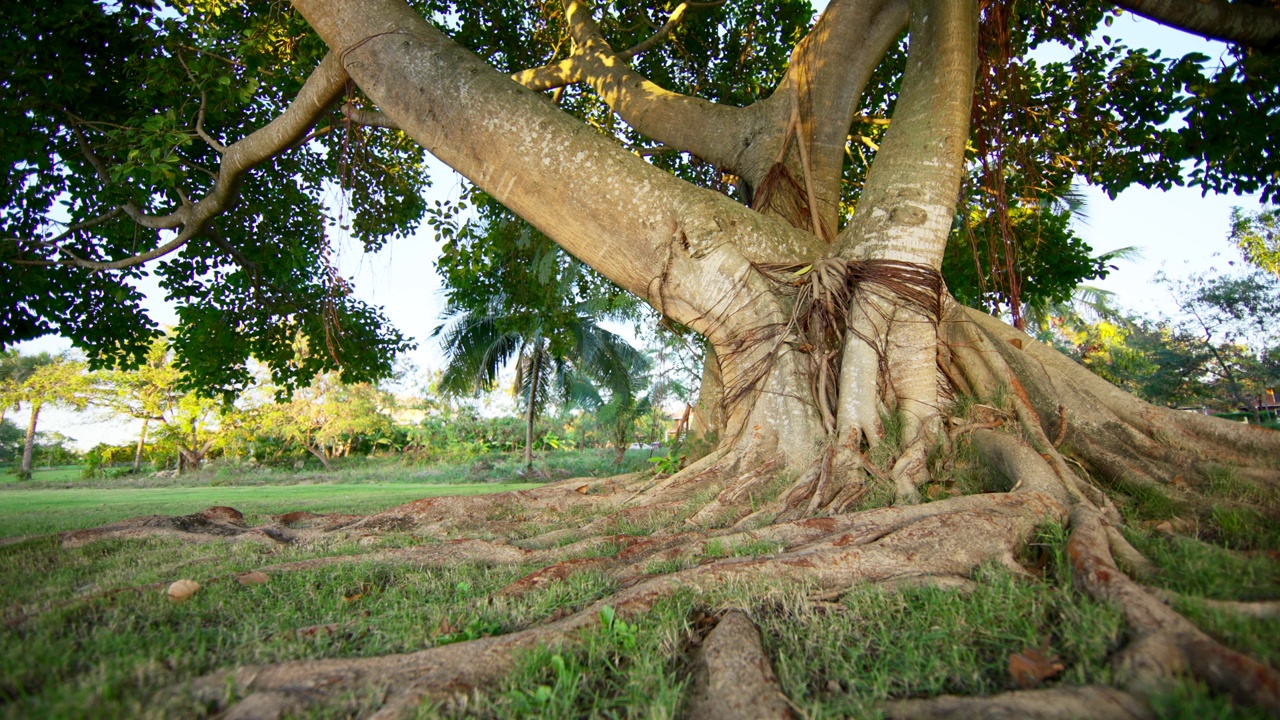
[1007,337,1024,349]
[238,571,269,586]
[574,485,590,494]
[167,579,200,603]
[343,583,372,603]
[1008,645,1064,688]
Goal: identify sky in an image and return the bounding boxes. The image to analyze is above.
[14,5,1270,449]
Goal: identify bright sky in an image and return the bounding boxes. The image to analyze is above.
[15,5,1269,449]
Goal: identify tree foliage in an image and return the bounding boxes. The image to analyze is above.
[4,0,1276,394]
[242,371,395,469]
[1049,267,1280,417]
[1230,205,1280,280]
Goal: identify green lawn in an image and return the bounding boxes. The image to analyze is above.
[0,482,538,537]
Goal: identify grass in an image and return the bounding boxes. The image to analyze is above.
[0,465,82,484]
[0,532,619,719]
[451,535,1127,719]
[1,454,1277,717]
[1125,528,1280,670]
[0,483,539,537]
[0,448,653,492]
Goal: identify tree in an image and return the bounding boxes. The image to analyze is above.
[248,372,395,469]
[0,353,89,480]
[435,298,647,469]
[1230,205,1280,281]
[95,337,183,472]
[433,192,649,468]
[593,352,656,464]
[4,0,1280,715]
[1155,267,1280,421]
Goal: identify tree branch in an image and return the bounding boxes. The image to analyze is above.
[760,0,909,239]
[509,0,764,177]
[45,53,349,272]
[1111,0,1280,51]
[293,0,820,337]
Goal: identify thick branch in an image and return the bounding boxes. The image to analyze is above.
[510,0,766,180]
[836,0,977,264]
[761,0,909,239]
[293,0,823,336]
[1112,0,1280,51]
[48,53,348,271]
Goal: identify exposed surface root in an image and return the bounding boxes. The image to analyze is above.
[1146,588,1280,620]
[37,303,1280,718]
[53,477,633,549]
[951,306,1280,493]
[881,685,1153,719]
[682,610,795,719]
[60,506,298,548]
[1067,507,1280,712]
[174,490,1065,718]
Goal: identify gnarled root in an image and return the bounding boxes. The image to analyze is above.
[183,489,1063,718]
[1067,507,1280,713]
[881,685,1153,719]
[682,610,795,719]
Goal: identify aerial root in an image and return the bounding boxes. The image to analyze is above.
[682,610,795,719]
[1067,507,1280,713]
[880,685,1153,719]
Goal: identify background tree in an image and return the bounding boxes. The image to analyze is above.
[433,194,649,468]
[1230,205,1280,280]
[248,372,395,469]
[95,337,182,473]
[0,353,89,480]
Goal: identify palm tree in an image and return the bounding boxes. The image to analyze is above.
[433,299,648,469]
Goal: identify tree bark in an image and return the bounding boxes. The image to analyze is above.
[20,402,41,481]
[132,418,149,474]
[305,444,333,470]
[524,347,542,470]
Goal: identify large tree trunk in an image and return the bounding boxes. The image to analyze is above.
[19,402,40,481]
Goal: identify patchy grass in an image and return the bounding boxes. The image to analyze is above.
[1148,678,1275,720]
[1126,528,1280,670]
[0,531,619,719]
[1207,506,1280,551]
[760,566,1123,718]
[1,465,1275,717]
[441,597,698,719]
[0,483,539,537]
[445,525,1127,719]
[1125,529,1280,602]
[1202,466,1274,506]
[1099,475,1187,523]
